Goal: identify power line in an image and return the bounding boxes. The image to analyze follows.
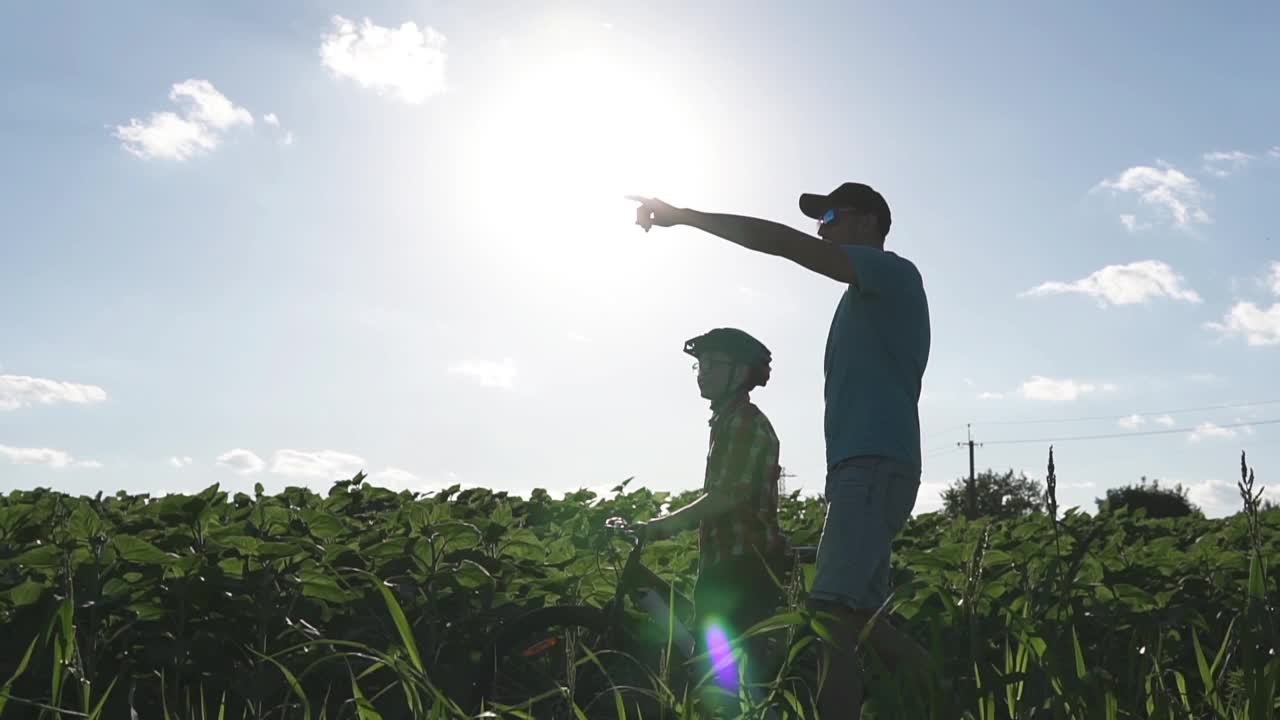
[983,417,1280,446]
[976,398,1280,427]
[923,445,961,460]
[975,398,1280,427]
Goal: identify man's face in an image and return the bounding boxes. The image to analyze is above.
[695,351,747,400]
[817,207,882,246]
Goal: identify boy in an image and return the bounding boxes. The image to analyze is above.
[639,327,787,712]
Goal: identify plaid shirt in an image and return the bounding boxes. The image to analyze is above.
[698,397,786,573]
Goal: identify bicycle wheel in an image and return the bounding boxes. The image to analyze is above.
[481,604,669,719]
[479,605,610,714]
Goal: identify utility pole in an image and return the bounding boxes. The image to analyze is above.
[778,466,796,496]
[957,424,983,519]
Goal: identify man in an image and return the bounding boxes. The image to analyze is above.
[630,183,935,717]
[639,327,787,713]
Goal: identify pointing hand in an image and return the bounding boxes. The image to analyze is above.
[626,195,682,232]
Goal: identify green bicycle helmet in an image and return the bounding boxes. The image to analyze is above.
[683,328,773,388]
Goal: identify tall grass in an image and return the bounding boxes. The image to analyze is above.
[1,452,1276,718]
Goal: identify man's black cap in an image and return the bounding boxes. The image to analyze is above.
[799,182,891,235]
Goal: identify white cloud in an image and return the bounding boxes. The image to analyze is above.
[1118,414,1145,429]
[369,469,471,495]
[169,456,193,468]
[320,16,447,104]
[0,444,101,469]
[448,358,517,389]
[1270,146,1280,159]
[977,391,1005,400]
[1183,477,1242,518]
[1202,150,1254,178]
[217,448,265,475]
[0,374,108,411]
[114,79,253,161]
[1206,301,1280,346]
[1119,214,1150,232]
[1206,262,1280,347]
[914,481,949,514]
[1019,376,1111,402]
[271,449,365,481]
[260,112,293,145]
[1096,163,1210,228]
[1023,260,1201,307]
[1189,422,1236,442]
[1155,415,1176,427]
[567,332,592,344]
[369,467,420,487]
[367,467,467,494]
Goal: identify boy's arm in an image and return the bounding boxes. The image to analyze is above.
[642,492,739,539]
[641,411,772,539]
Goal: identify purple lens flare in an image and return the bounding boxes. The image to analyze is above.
[703,621,739,695]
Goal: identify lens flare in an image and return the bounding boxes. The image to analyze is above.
[703,621,738,694]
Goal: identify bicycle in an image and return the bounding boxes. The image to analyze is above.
[472,517,823,719]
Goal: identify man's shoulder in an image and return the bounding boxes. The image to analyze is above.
[878,249,923,280]
[838,245,924,291]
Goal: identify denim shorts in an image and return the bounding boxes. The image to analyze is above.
[809,455,921,610]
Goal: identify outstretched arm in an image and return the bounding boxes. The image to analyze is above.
[642,491,740,539]
[629,196,859,286]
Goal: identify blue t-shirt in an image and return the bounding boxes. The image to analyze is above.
[823,245,931,469]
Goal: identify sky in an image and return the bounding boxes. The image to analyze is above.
[2,1,1279,518]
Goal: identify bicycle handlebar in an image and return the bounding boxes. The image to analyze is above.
[602,516,646,546]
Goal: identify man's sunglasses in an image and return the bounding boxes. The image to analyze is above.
[818,207,862,228]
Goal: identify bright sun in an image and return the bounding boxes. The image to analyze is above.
[458,52,714,268]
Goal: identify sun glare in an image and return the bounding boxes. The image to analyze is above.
[459,52,713,273]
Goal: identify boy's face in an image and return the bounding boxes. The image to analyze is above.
[695,351,748,400]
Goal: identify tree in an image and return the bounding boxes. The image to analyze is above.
[941,468,1044,519]
[1096,476,1200,519]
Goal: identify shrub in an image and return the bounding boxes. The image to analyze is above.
[941,468,1044,519]
[1096,476,1200,518]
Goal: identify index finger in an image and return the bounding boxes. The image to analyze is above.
[624,194,652,205]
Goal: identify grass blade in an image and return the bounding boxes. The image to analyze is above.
[250,649,312,720]
[363,572,424,675]
[0,636,39,717]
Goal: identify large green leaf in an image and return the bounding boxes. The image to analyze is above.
[454,559,494,589]
[305,513,345,539]
[216,535,261,556]
[4,579,48,607]
[432,521,481,550]
[299,569,349,603]
[68,503,104,541]
[113,535,178,565]
[14,543,63,568]
[257,541,303,559]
